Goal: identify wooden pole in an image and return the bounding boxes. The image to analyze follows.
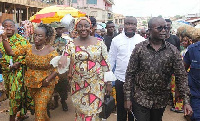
[3,2,5,13]
[26,7,29,20]
[14,4,16,23]
[19,7,21,23]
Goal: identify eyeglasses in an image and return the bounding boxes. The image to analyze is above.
[152,26,169,32]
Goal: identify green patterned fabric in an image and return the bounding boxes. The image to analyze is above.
[0,34,34,115]
[54,37,67,55]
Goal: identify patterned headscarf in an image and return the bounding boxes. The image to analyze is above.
[75,17,91,30]
[177,25,200,42]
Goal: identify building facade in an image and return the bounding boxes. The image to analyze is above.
[113,13,125,27]
[0,0,63,23]
[66,0,114,22]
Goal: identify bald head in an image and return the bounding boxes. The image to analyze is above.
[148,17,167,41]
[148,17,165,29]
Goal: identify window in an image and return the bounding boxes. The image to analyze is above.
[115,19,118,24]
[108,13,112,19]
[87,0,97,4]
[119,19,122,24]
[72,0,77,3]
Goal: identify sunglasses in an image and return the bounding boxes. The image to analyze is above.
[152,26,169,32]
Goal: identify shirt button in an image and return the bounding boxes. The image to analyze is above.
[155,74,159,78]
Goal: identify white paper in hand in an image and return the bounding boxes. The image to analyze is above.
[0,26,4,35]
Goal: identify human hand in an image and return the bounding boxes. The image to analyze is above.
[105,82,112,95]
[10,62,21,70]
[124,100,132,112]
[0,26,7,39]
[67,71,72,82]
[184,104,193,117]
[58,56,68,68]
[0,26,4,35]
[42,78,50,87]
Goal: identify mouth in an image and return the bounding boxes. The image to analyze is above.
[127,29,133,32]
[34,39,39,44]
[159,34,166,38]
[6,31,12,34]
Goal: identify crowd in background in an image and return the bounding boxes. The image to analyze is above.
[0,15,200,121]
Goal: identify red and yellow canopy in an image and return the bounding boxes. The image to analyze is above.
[30,5,86,24]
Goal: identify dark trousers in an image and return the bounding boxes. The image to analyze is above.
[132,100,165,121]
[115,80,134,121]
[190,97,200,121]
[55,79,68,101]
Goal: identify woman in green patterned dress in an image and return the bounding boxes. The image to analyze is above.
[0,19,34,121]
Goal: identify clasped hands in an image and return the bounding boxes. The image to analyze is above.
[42,77,51,87]
[10,62,21,70]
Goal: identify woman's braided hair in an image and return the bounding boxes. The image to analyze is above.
[38,23,54,44]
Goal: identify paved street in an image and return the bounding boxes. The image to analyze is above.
[0,95,187,121]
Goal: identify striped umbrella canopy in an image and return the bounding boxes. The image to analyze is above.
[30,5,86,24]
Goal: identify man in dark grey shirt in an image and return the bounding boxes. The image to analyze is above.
[165,19,180,51]
[103,21,117,52]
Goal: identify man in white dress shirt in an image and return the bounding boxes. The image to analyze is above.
[109,16,145,121]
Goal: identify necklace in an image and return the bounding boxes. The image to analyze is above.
[35,45,45,51]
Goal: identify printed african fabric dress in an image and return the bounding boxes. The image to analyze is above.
[170,49,189,113]
[13,44,59,88]
[0,34,34,115]
[63,40,111,121]
[13,43,59,121]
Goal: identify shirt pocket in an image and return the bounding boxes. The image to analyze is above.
[190,61,200,81]
[190,60,200,69]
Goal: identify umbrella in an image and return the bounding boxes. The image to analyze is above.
[30,5,86,24]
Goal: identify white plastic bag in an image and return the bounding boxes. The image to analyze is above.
[50,56,70,74]
[61,14,75,32]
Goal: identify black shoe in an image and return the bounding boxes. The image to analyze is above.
[47,105,51,118]
[61,101,68,111]
[30,110,35,115]
[47,109,51,118]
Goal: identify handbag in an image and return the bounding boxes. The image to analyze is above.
[99,95,115,119]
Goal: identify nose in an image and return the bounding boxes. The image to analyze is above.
[161,28,167,32]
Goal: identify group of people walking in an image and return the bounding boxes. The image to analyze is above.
[0,15,199,121]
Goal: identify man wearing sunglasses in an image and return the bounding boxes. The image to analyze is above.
[124,17,193,121]
[109,16,145,121]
